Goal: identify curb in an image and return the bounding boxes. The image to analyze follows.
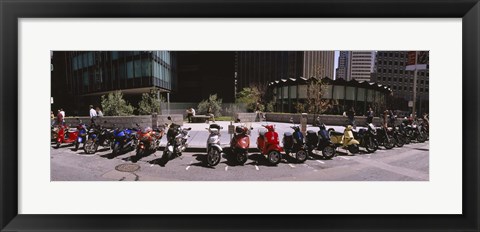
[184,147,259,153]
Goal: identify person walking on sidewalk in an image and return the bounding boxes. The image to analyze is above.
[89,105,97,124]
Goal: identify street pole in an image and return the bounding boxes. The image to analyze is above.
[167,92,170,116]
[412,51,418,118]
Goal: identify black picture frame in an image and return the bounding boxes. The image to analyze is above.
[1,0,479,231]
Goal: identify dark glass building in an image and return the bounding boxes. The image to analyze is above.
[52,51,176,115]
[173,51,235,103]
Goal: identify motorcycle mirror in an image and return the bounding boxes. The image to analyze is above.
[167,116,172,120]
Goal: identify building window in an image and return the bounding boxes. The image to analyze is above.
[127,61,134,79]
[134,59,142,78]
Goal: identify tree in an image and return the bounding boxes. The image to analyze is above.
[304,78,332,114]
[138,92,164,115]
[236,86,265,112]
[197,94,223,117]
[100,91,135,116]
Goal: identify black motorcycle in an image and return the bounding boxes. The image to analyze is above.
[376,126,396,149]
[352,123,378,153]
[161,117,191,164]
[84,121,113,154]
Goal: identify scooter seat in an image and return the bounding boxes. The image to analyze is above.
[330,131,343,136]
[259,130,267,136]
[284,132,292,137]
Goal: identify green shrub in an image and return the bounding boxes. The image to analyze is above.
[101,91,135,116]
[197,94,223,117]
[138,92,164,115]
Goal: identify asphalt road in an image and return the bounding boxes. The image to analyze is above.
[51,141,429,181]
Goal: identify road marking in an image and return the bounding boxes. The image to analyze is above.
[225,166,228,171]
[376,150,386,153]
[150,164,154,167]
[339,156,350,160]
[313,169,318,172]
[186,166,191,170]
[255,165,259,171]
[315,160,325,164]
[288,163,295,168]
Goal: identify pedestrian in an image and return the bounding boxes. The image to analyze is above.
[96,107,103,117]
[51,111,55,126]
[59,108,65,124]
[382,109,389,128]
[89,105,97,124]
[388,110,396,127]
[255,101,265,121]
[186,107,195,123]
[366,107,374,124]
[346,106,355,128]
[206,106,215,123]
[56,109,64,125]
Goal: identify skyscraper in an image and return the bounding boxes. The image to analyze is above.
[372,51,429,113]
[336,51,375,81]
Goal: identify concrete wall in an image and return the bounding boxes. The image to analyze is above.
[64,114,183,129]
[235,113,257,122]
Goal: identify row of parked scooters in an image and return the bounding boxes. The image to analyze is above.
[51,116,429,167]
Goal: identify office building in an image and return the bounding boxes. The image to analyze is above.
[371,51,429,113]
[51,51,176,115]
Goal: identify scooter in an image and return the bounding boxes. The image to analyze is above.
[205,123,225,167]
[84,121,113,154]
[352,123,378,153]
[282,123,308,163]
[256,124,283,165]
[161,116,191,164]
[54,124,78,149]
[134,123,165,160]
[227,120,252,165]
[73,119,88,151]
[327,125,360,154]
[306,121,336,159]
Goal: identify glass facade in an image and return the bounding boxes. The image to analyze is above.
[270,78,390,114]
[65,51,176,96]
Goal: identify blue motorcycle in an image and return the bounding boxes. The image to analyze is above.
[110,125,137,157]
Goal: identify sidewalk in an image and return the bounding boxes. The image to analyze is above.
[158,120,364,152]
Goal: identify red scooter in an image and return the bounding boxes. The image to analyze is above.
[227,121,252,165]
[54,124,78,149]
[257,124,283,165]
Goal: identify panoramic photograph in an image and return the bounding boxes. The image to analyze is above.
[50,50,429,181]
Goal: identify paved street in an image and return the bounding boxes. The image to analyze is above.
[51,136,429,181]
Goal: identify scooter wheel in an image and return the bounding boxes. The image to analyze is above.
[348,144,360,154]
[55,142,60,149]
[267,150,281,165]
[322,146,336,159]
[206,149,221,167]
[236,152,248,165]
[74,141,79,151]
[295,149,308,163]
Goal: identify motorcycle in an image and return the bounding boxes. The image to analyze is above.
[205,123,225,167]
[54,124,78,149]
[375,126,396,149]
[227,120,252,165]
[256,124,283,165]
[352,123,379,153]
[134,123,165,160]
[110,125,137,157]
[161,116,191,164]
[305,121,336,159]
[327,125,360,154]
[73,119,88,151]
[403,119,427,143]
[282,120,308,163]
[83,121,113,154]
[398,121,412,144]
